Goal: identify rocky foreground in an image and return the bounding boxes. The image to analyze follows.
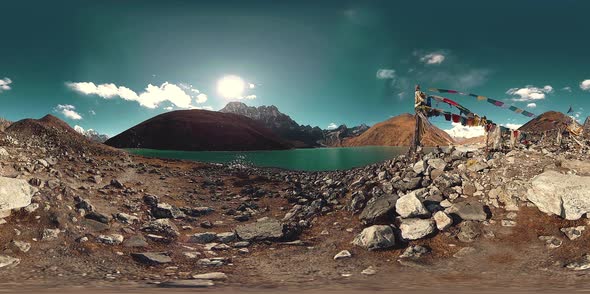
[3,132,590,291]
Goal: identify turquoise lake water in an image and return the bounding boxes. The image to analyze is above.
[127,146,411,172]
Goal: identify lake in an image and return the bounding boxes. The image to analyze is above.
[127,146,412,172]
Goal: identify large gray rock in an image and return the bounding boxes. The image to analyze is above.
[446,201,488,221]
[396,191,429,218]
[352,225,396,251]
[527,171,590,220]
[0,177,37,213]
[235,218,284,241]
[399,218,436,240]
[359,194,398,224]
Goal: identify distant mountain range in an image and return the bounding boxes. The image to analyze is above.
[105,109,292,151]
[74,125,110,143]
[220,102,368,147]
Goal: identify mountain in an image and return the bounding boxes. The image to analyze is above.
[343,113,455,147]
[518,111,581,133]
[5,114,118,155]
[219,102,324,148]
[74,125,110,143]
[321,124,370,147]
[105,109,292,151]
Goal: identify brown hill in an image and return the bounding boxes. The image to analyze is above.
[5,114,118,155]
[105,109,293,151]
[519,111,580,133]
[343,113,455,147]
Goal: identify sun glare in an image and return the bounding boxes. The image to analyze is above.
[217,75,245,98]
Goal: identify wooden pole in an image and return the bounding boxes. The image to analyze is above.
[410,111,422,159]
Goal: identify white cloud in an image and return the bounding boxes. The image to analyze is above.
[327,123,338,130]
[420,53,446,65]
[67,81,208,109]
[562,86,572,92]
[54,104,83,120]
[376,69,395,79]
[502,123,523,130]
[580,80,590,91]
[248,83,256,89]
[506,85,553,101]
[0,77,12,92]
[89,110,96,115]
[196,93,208,104]
[527,103,537,108]
[244,95,257,99]
[444,123,485,138]
[164,106,173,111]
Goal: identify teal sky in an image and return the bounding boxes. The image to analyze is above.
[1,0,589,137]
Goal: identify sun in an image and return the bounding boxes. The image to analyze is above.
[217,75,246,98]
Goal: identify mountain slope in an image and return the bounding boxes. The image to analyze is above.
[105,109,292,151]
[343,113,455,147]
[5,114,118,155]
[219,102,324,148]
[519,111,580,133]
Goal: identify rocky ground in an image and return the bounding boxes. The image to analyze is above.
[3,130,590,292]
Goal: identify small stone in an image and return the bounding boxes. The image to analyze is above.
[334,250,352,260]
[457,221,480,243]
[159,280,214,288]
[561,226,586,240]
[453,247,476,258]
[216,232,237,243]
[42,228,60,241]
[399,245,430,259]
[433,211,452,231]
[23,203,40,214]
[0,255,20,268]
[131,252,172,265]
[192,272,227,280]
[8,240,31,253]
[566,254,590,271]
[361,266,377,275]
[501,220,516,227]
[188,232,217,244]
[97,234,124,245]
[539,236,563,249]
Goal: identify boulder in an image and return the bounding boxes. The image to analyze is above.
[399,218,436,240]
[413,160,425,175]
[396,191,429,218]
[97,234,124,245]
[192,272,228,280]
[527,171,590,220]
[0,177,37,213]
[352,225,396,251]
[235,218,284,241]
[446,201,488,221]
[359,194,398,225]
[152,203,185,219]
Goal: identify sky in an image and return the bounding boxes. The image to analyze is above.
[1,0,590,138]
